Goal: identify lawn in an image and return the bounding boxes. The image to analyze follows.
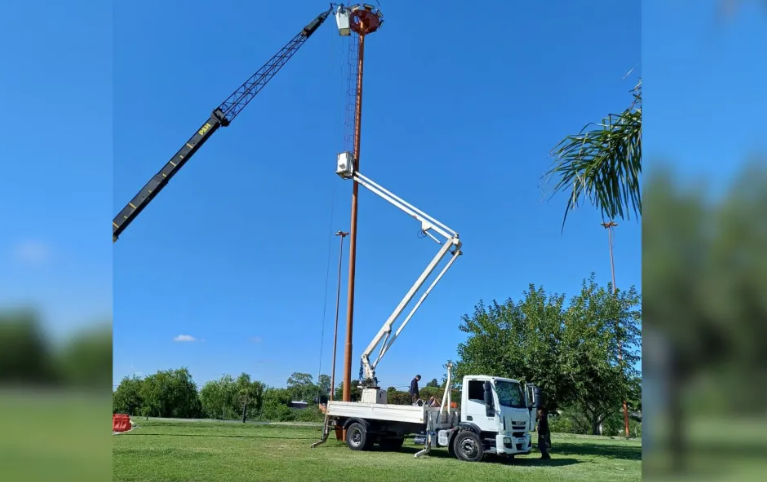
[113,419,641,481]
[0,390,112,482]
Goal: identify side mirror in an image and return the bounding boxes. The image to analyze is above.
[483,381,495,416]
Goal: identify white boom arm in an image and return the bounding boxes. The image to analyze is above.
[336,152,462,386]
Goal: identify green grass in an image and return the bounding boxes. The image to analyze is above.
[113,419,641,481]
[0,390,112,482]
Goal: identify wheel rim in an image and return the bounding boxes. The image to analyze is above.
[350,428,362,447]
[460,437,478,458]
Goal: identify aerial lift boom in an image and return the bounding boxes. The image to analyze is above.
[335,151,463,399]
[112,8,333,242]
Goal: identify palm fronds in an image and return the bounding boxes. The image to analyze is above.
[545,79,642,230]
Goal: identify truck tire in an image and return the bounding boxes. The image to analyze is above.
[379,437,405,451]
[346,422,372,451]
[453,430,484,462]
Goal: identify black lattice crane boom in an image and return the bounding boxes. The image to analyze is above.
[113,8,332,242]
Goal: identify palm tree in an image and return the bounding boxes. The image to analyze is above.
[545,77,641,229]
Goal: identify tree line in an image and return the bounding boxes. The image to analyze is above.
[111,368,458,424]
[0,310,112,389]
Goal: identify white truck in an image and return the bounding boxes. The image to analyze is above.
[311,151,542,461]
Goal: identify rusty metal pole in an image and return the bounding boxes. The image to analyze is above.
[330,231,349,402]
[342,31,366,404]
[602,220,631,438]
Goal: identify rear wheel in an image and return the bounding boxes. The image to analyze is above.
[345,422,372,451]
[453,430,484,462]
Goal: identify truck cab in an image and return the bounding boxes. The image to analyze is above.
[456,375,536,458]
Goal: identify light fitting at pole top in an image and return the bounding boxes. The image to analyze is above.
[333,3,384,36]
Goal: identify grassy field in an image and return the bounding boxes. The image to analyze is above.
[113,419,641,481]
[0,391,111,482]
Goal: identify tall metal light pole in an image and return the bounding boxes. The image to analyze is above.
[342,6,383,405]
[602,220,631,438]
[330,230,349,402]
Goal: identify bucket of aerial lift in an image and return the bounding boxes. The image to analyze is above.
[335,5,351,36]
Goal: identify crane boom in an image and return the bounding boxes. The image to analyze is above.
[112,8,332,242]
[335,152,463,388]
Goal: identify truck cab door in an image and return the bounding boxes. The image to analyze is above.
[525,384,538,431]
[463,379,497,432]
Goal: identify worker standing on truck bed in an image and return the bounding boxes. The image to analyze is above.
[409,375,421,403]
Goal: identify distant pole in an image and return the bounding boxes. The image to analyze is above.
[330,231,349,402]
[602,220,631,438]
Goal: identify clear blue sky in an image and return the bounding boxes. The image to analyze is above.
[109,0,642,390]
[0,1,759,394]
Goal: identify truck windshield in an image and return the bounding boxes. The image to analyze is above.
[494,381,526,408]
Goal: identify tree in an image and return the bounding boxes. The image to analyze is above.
[334,380,361,402]
[57,323,112,389]
[453,275,641,433]
[317,374,331,399]
[545,77,641,229]
[260,388,293,421]
[0,310,57,385]
[113,375,145,415]
[235,372,266,422]
[286,372,316,402]
[426,378,439,388]
[199,374,238,419]
[561,275,641,434]
[140,367,202,418]
[453,285,570,410]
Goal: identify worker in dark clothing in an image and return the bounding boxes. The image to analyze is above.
[409,375,421,404]
[537,407,551,459]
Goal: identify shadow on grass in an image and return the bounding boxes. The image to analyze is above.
[123,433,318,440]
[551,442,641,461]
[393,445,580,466]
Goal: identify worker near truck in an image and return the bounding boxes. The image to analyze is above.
[537,407,551,459]
[409,375,421,403]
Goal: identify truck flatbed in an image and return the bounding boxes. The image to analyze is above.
[326,401,427,424]
[326,401,460,425]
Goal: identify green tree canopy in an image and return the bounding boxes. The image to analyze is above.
[452,275,641,434]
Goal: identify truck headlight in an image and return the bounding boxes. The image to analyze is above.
[503,437,511,444]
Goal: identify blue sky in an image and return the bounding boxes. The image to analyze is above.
[3,0,760,394]
[5,0,694,392]
[109,0,642,390]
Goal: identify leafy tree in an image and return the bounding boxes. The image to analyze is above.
[333,380,361,402]
[113,375,145,415]
[57,322,112,388]
[561,276,641,434]
[453,276,641,434]
[260,388,293,421]
[317,374,331,398]
[453,285,570,410]
[140,367,202,418]
[425,378,439,388]
[235,372,265,422]
[199,374,238,419]
[0,310,56,385]
[545,77,641,229]
[286,372,316,402]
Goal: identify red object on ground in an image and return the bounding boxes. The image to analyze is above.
[113,413,132,432]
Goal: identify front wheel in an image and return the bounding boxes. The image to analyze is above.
[345,422,372,451]
[452,430,484,462]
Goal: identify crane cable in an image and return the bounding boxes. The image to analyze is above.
[315,21,348,402]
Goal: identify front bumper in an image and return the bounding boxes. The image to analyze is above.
[495,433,532,455]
